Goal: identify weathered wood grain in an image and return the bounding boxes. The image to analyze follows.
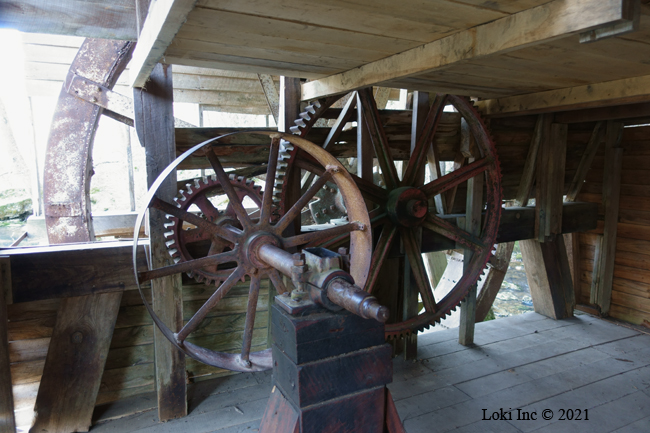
[0,257,16,433]
[135,62,187,421]
[30,292,122,433]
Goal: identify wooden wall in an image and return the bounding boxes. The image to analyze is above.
[7,278,271,426]
[491,116,650,327]
[577,125,650,327]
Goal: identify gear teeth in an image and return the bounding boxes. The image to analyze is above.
[165,239,175,248]
[173,257,181,264]
[290,125,301,135]
[163,230,174,239]
[167,248,178,257]
[163,221,174,229]
[294,118,306,129]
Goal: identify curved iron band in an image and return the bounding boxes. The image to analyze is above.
[43,39,134,244]
[132,131,372,371]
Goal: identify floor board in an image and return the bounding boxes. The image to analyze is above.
[89,313,650,433]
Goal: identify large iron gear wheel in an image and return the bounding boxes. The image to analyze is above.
[277,88,502,338]
[133,131,372,372]
[165,174,265,286]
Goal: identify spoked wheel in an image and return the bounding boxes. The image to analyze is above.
[278,88,502,337]
[133,131,372,372]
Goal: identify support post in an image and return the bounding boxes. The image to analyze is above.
[591,121,624,314]
[459,154,484,345]
[280,77,303,238]
[475,242,515,322]
[536,123,567,241]
[134,63,187,421]
[0,257,15,433]
[516,114,551,206]
[521,236,575,319]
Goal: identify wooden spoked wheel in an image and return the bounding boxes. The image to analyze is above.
[132,131,372,372]
[279,88,502,337]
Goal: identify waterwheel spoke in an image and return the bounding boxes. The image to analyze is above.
[193,193,220,221]
[267,269,288,294]
[358,88,400,190]
[349,173,389,204]
[284,222,363,248]
[422,213,485,253]
[240,274,261,365]
[206,150,253,231]
[275,171,332,233]
[420,158,490,198]
[260,137,281,225]
[306,211,386,249]
[138,249,238,283]
[400,228,437,313]
[402,94,447,187]
[177,266,246,342]
[180,227,212,243]
[364,222,397,294]
[151,197,239,244]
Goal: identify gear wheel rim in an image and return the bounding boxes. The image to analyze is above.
[165,174,266,286]
[279,90,502,338]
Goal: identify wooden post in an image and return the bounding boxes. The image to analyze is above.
[0,257,16,433]
[592,121,624,314]
[475,242,515,322]
[279,77,302,238]
[536,122,567,241]
[521,236,575,319]
[401,91,430,359]
[134,63,187,421]
[459,154,483,345]
[516,114,551,206]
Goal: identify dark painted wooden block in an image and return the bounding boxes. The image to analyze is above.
[273,343,392,408]
[300,386,386,433]
[271,304,385,364]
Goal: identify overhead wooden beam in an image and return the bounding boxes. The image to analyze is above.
[130,0,197,87]
[0,0,138,40]
[301,0,634,100]
[478,73,650,117]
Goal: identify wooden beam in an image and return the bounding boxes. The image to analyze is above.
[516,114,551,206]
[592,121,624,314]
[566,122,605,202]
[520,236,575,320]
[301,0,633,100]
[554,102,650,124]
[478,73,650,117]
[0,0,138,40]
[130,0,197,87]
[535,123,568,242]
[475,242,515,322]
[459,155,484,346]
[134,63,187,420]
[258,74,279,124]
[421,201,598,253]
[0,257,16,433]
[3,242,147,303]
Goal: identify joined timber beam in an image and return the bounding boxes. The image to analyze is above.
[301,0,636,100]
[130,0,197,87]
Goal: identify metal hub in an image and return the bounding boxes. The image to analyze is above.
[242,231,282,270]
[386,187,429,227]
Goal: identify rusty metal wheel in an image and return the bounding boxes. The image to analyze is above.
[279,88,502,337]
[133,131,372,372]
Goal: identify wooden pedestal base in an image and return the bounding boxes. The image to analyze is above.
[259,304,406,433]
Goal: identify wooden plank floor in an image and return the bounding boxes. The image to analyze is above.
[89,312,650,433]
